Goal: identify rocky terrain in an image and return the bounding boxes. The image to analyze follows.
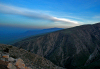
[0,60,9,69]
[0,44,64,69]
[13,23,100,69]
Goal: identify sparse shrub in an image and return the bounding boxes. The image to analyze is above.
[19,46,22,49]
[8,46,12,48]
[10,55,17,59]
[28,50,30,52]
[3,48,9,53]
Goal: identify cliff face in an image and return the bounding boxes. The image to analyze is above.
[0,44,64,69]
[13,23,100,69]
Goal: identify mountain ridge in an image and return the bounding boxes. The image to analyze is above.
[13,23,100,69]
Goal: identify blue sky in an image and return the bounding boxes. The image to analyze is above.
[0,0,100,29]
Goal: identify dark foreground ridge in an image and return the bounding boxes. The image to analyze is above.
[13,23,100,69]
[0,44,64,69]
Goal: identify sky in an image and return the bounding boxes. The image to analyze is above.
[0,0,100,29]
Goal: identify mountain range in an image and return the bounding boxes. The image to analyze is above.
[0,27,62,44]
[13,23,100,69]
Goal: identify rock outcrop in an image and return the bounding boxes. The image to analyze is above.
[0,44,64,69]
[7,63,17,69]
[0,47,32,69]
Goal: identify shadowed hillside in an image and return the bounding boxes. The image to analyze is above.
[13,23,100,69]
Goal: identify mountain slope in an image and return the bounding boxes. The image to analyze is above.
[13,23,100,69]
[0,44,64,69]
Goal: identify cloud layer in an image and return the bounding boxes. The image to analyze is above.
[0,3,79,25]
[93,16,100,19]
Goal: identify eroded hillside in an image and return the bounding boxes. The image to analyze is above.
[13,23,100,69]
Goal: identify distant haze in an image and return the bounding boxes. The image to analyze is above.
[0,26,63,44]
